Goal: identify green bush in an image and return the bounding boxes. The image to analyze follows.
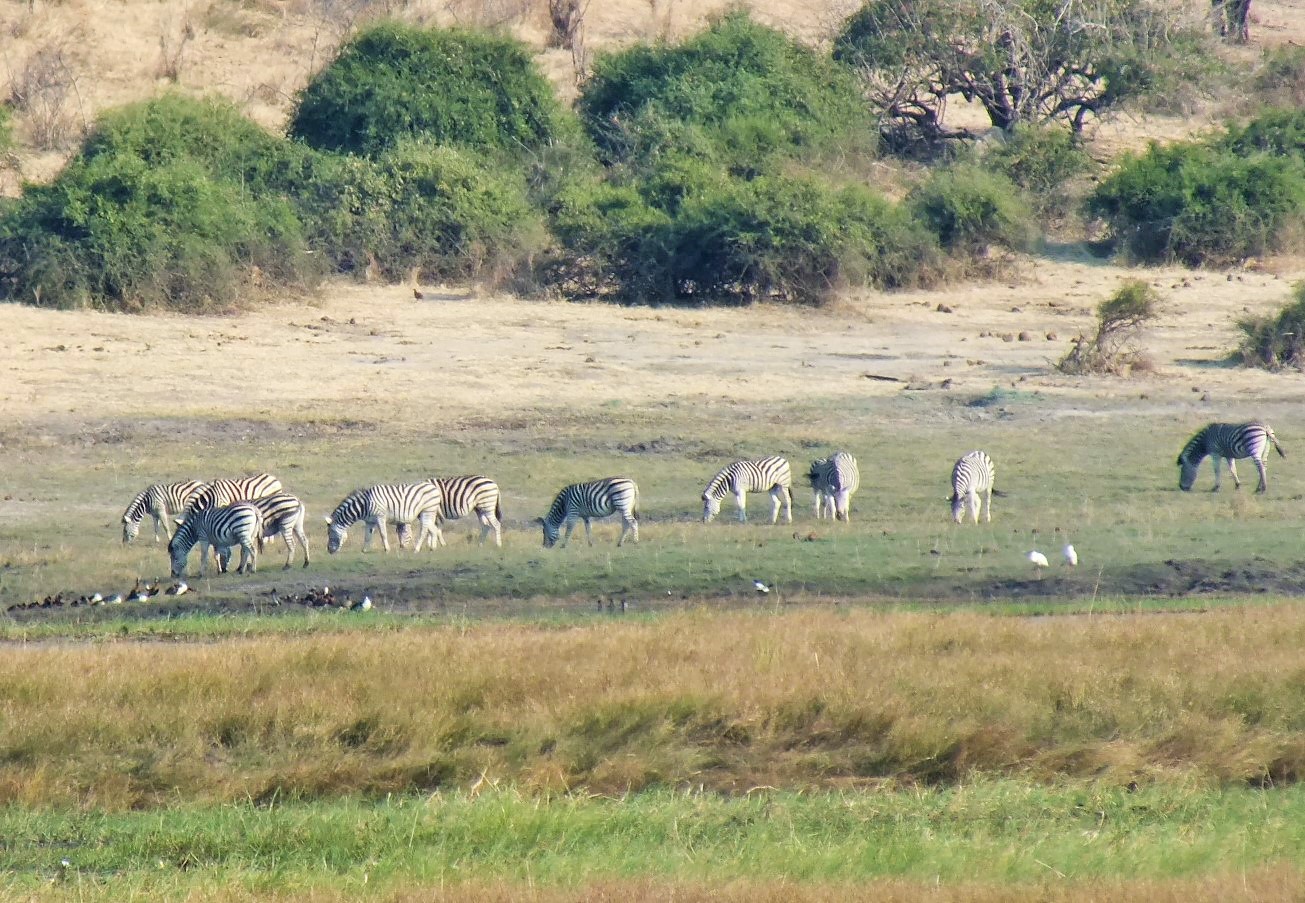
[296,140,545,282]
[0,153,312,311]
[578,11,872,167]
[552,163,941,305]
[980,127,1092,218]
[288,23,562,158]
[1057,279,1160,376]
[907,165,1035,254]
[1087,140,1305,265]
[1250,46,1305,109]
[1238,282,1305,371]
[1219,107,1305,158]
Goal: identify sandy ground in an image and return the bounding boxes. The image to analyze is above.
[3,252,1303,442]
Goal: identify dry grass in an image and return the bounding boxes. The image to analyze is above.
[5,606,1305,807]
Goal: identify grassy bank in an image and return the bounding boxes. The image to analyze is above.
[4,607,1305,806]
[4,784,1305,901]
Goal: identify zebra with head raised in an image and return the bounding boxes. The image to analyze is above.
[213,494,310,571]
[325,482,444,554]
[702,456,793,525]
[950,451,995,524]
[540,477,639,548]
[168,502,263,578]
[121,480,206,543]
[808,452,860,522]
[1178,422,1285,493]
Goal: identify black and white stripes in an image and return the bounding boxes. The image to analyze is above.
[122,480,205,544]
[807,452,860,522]
[182,474,284,515]
[168,502,262,578]
[1178,422,1286,493]
[702,456,793,524]
[325,482,444,553]
[540,477,639,548]
[949,451,995,524]
[432,475,503,547]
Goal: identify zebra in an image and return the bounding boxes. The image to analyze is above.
[702,456,793,525]
[325,482,444,554]
[427,475,504,547]
[180,473,283,516]
[1177,422,1285,493]
[950,451,995,524]
[807,452,860,522]
[168,502,263,578]
[121,479,205,543]
[213,494,310,570]
[539,477,639,548]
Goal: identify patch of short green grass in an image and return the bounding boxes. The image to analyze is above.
[2,782,1304,899]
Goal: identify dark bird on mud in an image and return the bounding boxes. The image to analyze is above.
[413,288,425,300]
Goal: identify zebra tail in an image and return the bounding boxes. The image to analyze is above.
[495,497,503,523]
[1270,430,1286,458]
[990,489,1009,498]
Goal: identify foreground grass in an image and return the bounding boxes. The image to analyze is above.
[4,607,1305,806]
[3,784,1305,901]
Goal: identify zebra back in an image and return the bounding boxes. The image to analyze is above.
[248,493,306,538]
[185,474,283,514]
[433,475,501,521]
[808,452,859,494]
[704,456,792,500]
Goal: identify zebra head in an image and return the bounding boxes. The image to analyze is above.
[122,515,141,544]
[1176,448,1202,491]
[539,517,560,549]
[325,517,348,554]
[949,492,966,524]
[167,525,193,578]
[702,492,722,523]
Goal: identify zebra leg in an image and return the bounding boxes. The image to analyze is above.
[735,491,748,523]
[617,514,638,546]
[1255,456,1268,493]
[968,490,980,525]
[1228,458,1242,491]
[151,511,166,543]
[295,521,311,568]
[983,486,992,523]
[198,540,212,578]
[813,491,824,519]
[560,516,578,548]
[280,528,294,570]
[238,540,257,574]
[836,490,851,522]
[783,487,793,524]
[1211,457,1223,492]
[583,517,594,546]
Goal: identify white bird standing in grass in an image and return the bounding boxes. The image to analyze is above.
[1027,550,1049,569]
[1063,544,1078,567]
[753,580,771,594]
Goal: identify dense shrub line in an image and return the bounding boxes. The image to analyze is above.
[0,12,1301,312]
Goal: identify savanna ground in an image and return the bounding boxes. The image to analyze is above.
[6,0,1305,899]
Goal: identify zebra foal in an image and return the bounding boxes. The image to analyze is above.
[808,452,860,522]
[168,502,262,578]
[540,477,639,548]
[325,482,444,553]
[121,480,205,543]
[1177,422,1285,493]
[949,451,995,524]
[702,456,793,525]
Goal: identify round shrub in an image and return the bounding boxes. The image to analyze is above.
[0,153,311,311]
[288,23,562,158]
[1238,282,1305,371]
[1219,107,1305,158]
[979,126,1092,218]
[1087,141,1305,265]
[296,140,545,282]
[907,165,1035,254]
[552,164,940,305]
[578,11,873,167]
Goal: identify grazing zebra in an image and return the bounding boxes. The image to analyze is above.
[1177,422,1285,493]
[181,473,284,515]
[540,477,639,548]
[807,452,860,522]
[214,494,310,570]
[325,482,444,554]
[702,456,793,525]
[168,502,262,578]
[950,451,995,524]
[428,475,504,547]
[121,479,205,543]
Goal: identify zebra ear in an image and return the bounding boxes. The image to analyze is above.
[322,516,332,524]
[174,516,185,526]
[533,517,545,525]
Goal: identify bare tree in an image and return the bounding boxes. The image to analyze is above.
[6,41,88,150]
[1211,0,1250,43]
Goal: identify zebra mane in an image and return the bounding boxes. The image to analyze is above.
[329,488,368,526]
[702,467,733,500]
[1178,427,1212,465]
[122,489,151,522]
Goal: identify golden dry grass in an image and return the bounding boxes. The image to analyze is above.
[4,606,1305,806]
